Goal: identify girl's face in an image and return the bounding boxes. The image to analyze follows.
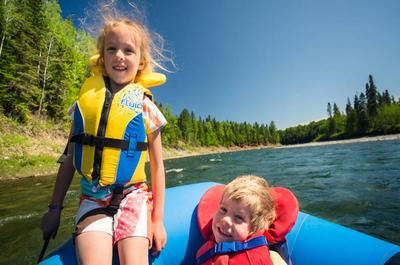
[103,24,143,90]
[212,194,252,242]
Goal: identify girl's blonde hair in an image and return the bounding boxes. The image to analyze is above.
[95,18,169,79]
[223,175,276,234]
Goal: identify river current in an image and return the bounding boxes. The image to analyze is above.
[1,139,399,265]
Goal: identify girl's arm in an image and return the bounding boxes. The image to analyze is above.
[148,129,166,254]
[41,132,76,240]
[49,148,75,207]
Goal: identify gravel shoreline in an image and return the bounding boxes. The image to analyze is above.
[276,133,400,149]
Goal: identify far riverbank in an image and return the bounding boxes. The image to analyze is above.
[277,133,400,149]
[2,133,399,180]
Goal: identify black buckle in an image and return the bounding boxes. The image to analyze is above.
[105,186,124,215]
[80,134,96,146]
[105,204,119,215]
[88,135,95,146]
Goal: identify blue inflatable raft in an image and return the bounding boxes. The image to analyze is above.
[40,182,400,265]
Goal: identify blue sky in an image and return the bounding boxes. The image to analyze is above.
[59,0,400,129]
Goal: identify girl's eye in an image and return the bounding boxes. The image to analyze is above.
[219,206,227,214]
[125,48,135,54]
[106,47,116,52]
[234,215,244,222]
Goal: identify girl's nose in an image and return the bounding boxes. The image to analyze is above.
[115,49,124,60]
[221,216,232,226]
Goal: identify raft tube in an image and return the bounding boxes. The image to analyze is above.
[39,182,400,265]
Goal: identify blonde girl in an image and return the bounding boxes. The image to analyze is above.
[41,17,169,265]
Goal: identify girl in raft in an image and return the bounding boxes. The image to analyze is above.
[196,175,299,265]
[40,10,170,265]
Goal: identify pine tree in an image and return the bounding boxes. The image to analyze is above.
[198,117,205,146]
[366,75,378,117]
[358,93,368,133]
[327,102,332,118]
[345,98,356,135]
[190,111,199,145]
[345,98,352,115]
[204,120,218,146]
[178,108,191,143]
[333,103,341,117]
[382,90,391,105]
[269,121,278,144]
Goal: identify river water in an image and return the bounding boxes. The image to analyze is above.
[1,140,399,265]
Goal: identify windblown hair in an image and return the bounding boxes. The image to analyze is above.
[223,175,276,234]
[90,1,173,78]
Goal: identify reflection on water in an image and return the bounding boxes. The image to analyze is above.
[1,139,399,264]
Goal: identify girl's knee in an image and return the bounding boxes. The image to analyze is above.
[118,237,149,265]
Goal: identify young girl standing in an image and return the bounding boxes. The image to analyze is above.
[41,17,169,265]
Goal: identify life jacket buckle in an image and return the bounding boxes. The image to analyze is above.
[215,241,237,254]
[106,203,120,215]
[106,187,124,215]
[128,134,137,157]
[80,134,96,146]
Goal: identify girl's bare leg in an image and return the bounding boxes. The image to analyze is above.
[75,232,113,265]
[118,237,149,265]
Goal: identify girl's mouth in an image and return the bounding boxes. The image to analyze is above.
[113,65,127,71]
[217,227,231,238]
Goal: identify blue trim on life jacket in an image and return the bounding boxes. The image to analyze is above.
[114,113,146,185]
[73,104,84,176]
[196,235,269,265]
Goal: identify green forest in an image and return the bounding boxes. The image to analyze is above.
[1,0,399,149]
[280,75,400,145]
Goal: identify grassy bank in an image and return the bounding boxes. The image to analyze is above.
[0,114,272,180]
[0,114,69,179]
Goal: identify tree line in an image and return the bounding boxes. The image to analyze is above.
[0,0,93,122]
[280,75,400,145]
[158,105,280,147]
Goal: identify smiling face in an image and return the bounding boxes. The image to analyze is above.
[212,194,252,242]
[103,24,143,91]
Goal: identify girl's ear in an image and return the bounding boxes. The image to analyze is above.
[138,60,145,70]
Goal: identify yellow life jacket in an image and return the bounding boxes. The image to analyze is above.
[71,69,165,187]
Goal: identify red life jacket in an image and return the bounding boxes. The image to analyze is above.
[196,231,272,265]
[196,185,299,265]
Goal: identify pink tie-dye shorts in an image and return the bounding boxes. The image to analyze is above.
[75,188,151,244]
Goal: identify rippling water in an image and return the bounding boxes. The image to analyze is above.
[1,140,399,264]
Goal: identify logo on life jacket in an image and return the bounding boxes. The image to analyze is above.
[120,87,144,113]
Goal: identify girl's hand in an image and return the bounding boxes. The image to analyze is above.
[41,209,62,240]
[151,220,167,256]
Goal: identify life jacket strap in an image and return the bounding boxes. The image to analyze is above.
[70,134,148,151]
[91,77,114,181]
[75,186,125,227]
[57,142,70,163]
[196,235,269,265]
[106,186,124,215]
